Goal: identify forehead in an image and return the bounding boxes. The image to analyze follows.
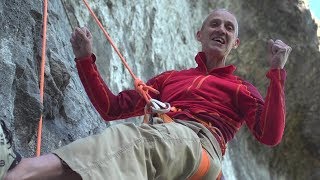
[205,10,238,25]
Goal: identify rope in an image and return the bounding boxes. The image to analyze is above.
[36,0,48,157]
[82,0,159,104]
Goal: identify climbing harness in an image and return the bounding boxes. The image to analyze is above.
[192,117,227,156]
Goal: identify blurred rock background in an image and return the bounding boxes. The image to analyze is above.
[0,0,319,179]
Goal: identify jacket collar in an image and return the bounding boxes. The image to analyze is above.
[195,52,236,75]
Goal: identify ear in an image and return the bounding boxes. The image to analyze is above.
[233,38,240,49]
[196,31,201,42]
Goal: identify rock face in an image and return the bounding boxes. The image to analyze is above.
[0,0,319,179]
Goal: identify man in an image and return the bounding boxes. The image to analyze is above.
[1,9,291,179]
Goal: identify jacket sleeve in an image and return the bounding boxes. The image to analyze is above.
[75,54,168,121]
[239,69,286,146]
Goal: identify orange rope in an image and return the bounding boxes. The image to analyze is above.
[36,0,48,157]
[82,0,159,104]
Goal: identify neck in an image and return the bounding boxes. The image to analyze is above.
[205,53,226,71]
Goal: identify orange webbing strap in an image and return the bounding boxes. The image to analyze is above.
[157,113,174,123]
[143,113,173,124]
[189,148,210,180]
[188,115,227,155]
[153,114,219,179]
[189,147,223,180]
[158,107,224,179]
[82,0,159,105]
[36,0,48,157]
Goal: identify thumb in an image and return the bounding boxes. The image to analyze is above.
[267,39,274,54]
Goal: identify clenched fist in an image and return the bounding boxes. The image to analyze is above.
[70,27,93,59]
[267,39,292,69]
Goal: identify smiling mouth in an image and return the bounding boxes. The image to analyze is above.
[212,37,225,44]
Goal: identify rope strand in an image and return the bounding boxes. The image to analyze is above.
[82,0,159,104]
[36,0,48,156]
[82,0,136,80]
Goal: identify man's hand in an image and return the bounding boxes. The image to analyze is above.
[70,27,93,59]
[267,39,292,69]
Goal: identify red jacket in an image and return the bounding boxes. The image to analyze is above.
[76,52,286,146]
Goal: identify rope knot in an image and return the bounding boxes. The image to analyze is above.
[134,79,159,104]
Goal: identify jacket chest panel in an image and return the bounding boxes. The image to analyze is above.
[161,73,239,107]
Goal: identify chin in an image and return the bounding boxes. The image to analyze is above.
[207,48,224,56]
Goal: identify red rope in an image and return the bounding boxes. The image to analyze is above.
[82,0,159,104]
[36,0,48,157]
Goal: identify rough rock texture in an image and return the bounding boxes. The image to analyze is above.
[0,0,319,179]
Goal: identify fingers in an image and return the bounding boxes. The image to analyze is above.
[268,39,291,55]
[70,27,92,48]
[75,27,88,41]
[70,27,93,59]
[81,27,93,39]
[275,39,291,51]
[70,27,91,43]
[268,39,292,69]
[272,43,286,54]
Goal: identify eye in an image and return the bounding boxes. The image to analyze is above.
[210,20,220,27]
[226,25,234,31]
[211,22,217,27]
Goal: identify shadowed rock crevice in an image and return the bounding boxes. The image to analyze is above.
[42,50,71,121]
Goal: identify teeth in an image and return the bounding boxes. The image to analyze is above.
[213,37,225,44]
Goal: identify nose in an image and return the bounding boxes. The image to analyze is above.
[214,25,226,35]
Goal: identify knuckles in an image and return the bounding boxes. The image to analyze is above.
[270,39,292,54]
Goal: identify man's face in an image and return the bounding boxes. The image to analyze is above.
[197,10,240,59]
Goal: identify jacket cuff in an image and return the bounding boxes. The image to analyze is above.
[75,54,96,65]
[266,69,286,81]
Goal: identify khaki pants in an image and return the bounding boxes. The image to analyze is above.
[53,118,222,180]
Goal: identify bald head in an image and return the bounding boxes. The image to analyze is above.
[200,9,239,37]
[196,8,241,66]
